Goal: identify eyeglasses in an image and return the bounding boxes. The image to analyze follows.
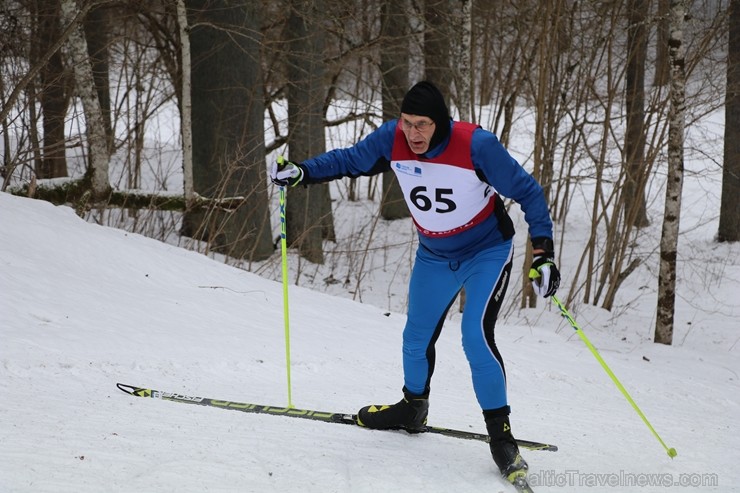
[401,119,435,131]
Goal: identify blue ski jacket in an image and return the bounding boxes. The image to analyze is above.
[299,119,553,260]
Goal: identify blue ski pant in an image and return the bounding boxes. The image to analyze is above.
[403,240,514,411]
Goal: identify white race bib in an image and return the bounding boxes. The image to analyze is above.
[392,159,495,237]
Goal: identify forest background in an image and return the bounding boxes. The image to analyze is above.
[2,0,739,345]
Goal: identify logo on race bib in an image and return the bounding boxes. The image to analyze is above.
[395,162,423,177]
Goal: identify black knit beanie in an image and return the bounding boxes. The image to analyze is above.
[400,81,451,153]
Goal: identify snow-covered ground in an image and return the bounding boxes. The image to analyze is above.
[1,173,738,493]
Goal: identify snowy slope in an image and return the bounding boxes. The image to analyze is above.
[1,190,738,492]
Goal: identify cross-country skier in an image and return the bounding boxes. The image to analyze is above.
[270,80,560,483]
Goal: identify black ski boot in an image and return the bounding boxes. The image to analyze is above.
[357,388,429,433]
[484,406,528,482]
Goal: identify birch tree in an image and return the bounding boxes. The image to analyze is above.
[176,0,194,206]
[655,0,687,345]
[60,0,110,197]
[452,0,472,122]
[83,3,112,151]
[453,0,472,313]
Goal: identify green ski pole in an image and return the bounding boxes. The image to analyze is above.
[551,295,677,458]
[277,156,293,408]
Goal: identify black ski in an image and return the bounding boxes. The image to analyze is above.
[116,383,557,452]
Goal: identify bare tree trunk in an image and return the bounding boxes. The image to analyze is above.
[423,0,450,94]
[380,0,410,220]
[60,0,110,197]
[176,0,194,206]
[452,0,472,121]
[185,0,273,261]
[285,0,330,264]
[654,0,671,87]
[624,0,650,228]
[655,0,686,346]
[83,3,112,152]
[36,0,69,179]
[720,0,740,242]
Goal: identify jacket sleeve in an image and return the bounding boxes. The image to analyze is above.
[299,120,398,184]
[470,128,553,242]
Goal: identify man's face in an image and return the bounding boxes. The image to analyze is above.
[400,113,436,154]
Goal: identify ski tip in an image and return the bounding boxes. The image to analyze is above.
[116,383,150,397]
[116,383,135,394]
[511,476,535,493]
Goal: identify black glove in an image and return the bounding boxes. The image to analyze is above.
[270,157,304,187]
[528,237,560,298]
